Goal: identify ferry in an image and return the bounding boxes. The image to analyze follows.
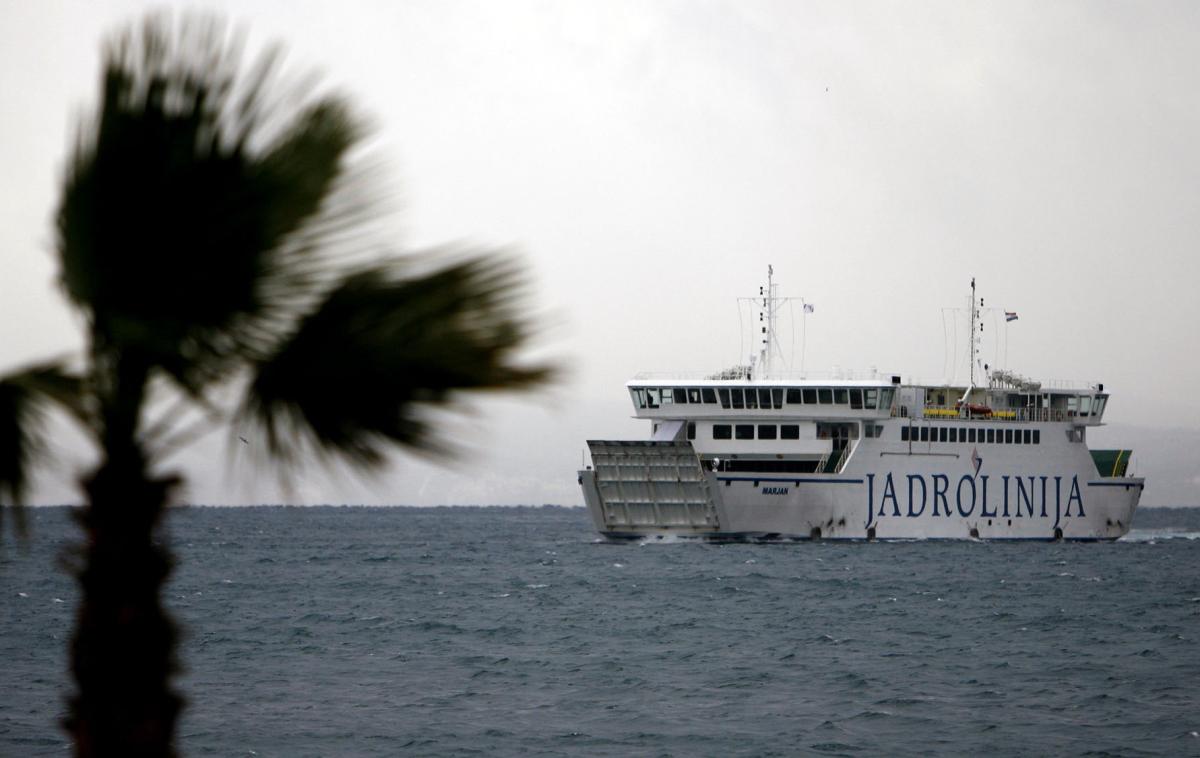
[578,269,1143,541]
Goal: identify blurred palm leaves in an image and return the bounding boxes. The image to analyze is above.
[57,19,361,395]
[2,12,554,507]
[247,255,551,466]
[0,362,86,529]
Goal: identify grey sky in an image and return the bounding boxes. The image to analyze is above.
[2,1,1198,505]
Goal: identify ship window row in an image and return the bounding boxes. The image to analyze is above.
[633,386,894,411]
[712,424,801,441]
[900,426,1041,445]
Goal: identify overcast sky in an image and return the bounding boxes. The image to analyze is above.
[2,1,1198,506]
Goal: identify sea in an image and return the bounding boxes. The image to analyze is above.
[2,505,1199,757]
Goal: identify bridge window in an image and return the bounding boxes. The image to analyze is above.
[718,388,731,408]
[781,425,800,440]
[758,424,777,440]
[632,389,645,409]
[834,388,849,405]
[646,388,660,408]
[660,388,673,405]
[880,388,895,410]
[688,388,702,404]
[744,389,758,409]
[731,389,745,409]
[713,424,732,440]
[802,388,817,404]
[786,388,803,404]
[849,389,863,409]
[864,389,879,409]
[673,388,687,404]
[735,424,754,440]
[1080,395,1093,417]
[772,388,783,408]
[759,388,773,409]
[702,388,717,404]
[818,388,833,404]
[687,422,696,440]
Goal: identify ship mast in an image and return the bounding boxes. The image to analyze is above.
[969,277,977,385]
[759,265,778,377]
[966,277,989,386]
[742,266,801,380]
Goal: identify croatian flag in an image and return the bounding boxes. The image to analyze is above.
[1005,311,1018,322]
[804,303,814,314]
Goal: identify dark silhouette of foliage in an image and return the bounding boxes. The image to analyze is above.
[0,14,552,756]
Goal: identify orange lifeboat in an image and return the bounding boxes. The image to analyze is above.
[955,401,993,418]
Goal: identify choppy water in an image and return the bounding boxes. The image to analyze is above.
[3,506,1199,756]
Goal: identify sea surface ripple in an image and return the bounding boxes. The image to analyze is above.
[3,506,1200,756]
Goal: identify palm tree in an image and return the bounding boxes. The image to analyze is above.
[0,15,551,757]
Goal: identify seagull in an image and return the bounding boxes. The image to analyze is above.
[239,436,249,445]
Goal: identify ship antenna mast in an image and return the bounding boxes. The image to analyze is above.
[761,265,776,377]
[740,266,800,380]
[969,277,981,385]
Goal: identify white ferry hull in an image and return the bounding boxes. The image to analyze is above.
[579,438,1143,541]
[581,273,1144,541]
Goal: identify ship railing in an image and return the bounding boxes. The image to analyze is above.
[833,444,851,474]
[901,406,1094,423]
[813,443,853,475]
[632,368,898,382]
[1037,378,1103,391]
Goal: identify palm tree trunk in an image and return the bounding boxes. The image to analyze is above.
[66,352,182,756]
[67,447,181,757]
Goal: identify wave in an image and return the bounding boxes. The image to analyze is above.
[1121,529,1200,542]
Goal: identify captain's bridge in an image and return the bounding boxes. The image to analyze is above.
[627,375,1110,426]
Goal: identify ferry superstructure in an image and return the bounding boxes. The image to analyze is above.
[578,271,1143,541]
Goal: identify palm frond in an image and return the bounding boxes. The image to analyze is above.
[56,14,363,394]
[240,254,555,468]
[0,362,87,531]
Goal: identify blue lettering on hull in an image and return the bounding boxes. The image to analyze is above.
[866,473,1083,527]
